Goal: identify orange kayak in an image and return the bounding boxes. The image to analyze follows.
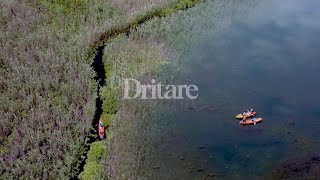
[236,112,256,119]
[239,118,262,125]
[98,119,105,139]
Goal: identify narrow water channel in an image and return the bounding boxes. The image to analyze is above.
[73,46,105,178]
[92,46,105,132]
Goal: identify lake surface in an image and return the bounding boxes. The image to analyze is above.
[155,0,320,178]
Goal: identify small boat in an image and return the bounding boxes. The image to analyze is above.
[98,119,105,139]
[239,118,262,125]
[236,112,256,119]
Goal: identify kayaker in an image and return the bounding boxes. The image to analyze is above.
[242,109,253,116]
[252,118,257,125]
[242,110,248,116]
[98,119,105,139]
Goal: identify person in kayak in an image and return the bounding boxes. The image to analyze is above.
[241,109,254,120]
[98,119,105,139]
[252,117,257,125]
[243,109,254,115]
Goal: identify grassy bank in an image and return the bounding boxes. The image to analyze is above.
[80,34,171,179]
[79,0,207,178]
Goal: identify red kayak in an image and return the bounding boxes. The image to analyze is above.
[98,119,105,139]
[236,112,256,119]
[239,118,262,125]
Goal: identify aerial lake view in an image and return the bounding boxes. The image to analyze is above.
[1,0,320,179]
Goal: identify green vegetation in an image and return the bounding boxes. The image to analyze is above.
[99,34,169,117]
[92,0,203,50]
[101,86,119,115]
[80,141,107,180]
[101,113,114,127]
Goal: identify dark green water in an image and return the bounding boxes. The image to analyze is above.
[156,0,320,178]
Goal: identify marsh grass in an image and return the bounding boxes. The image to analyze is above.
[0,0,175,178]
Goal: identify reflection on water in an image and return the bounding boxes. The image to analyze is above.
[160,0,320,178]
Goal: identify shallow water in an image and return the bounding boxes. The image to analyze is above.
[157,0,320,178]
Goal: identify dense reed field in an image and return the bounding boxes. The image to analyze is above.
[0,0,172,178]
